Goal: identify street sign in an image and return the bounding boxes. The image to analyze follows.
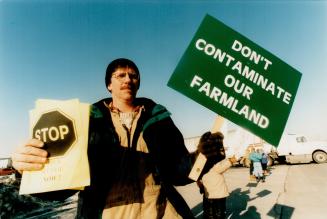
[168,14,302,146]
[32,110,76,157]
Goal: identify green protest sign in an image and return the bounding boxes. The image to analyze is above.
[168,14,302,146]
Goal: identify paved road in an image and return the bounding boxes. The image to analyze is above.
[4,163,325,218]
[177,163,327,219]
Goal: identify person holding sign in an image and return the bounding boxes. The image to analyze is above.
[11,58,222,219]
[196,131,236,219]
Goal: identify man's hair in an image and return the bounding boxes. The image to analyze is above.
[105,58,140,88]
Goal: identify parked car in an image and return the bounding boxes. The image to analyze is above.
[267,134,327,164]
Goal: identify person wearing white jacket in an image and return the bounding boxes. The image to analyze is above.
[196,131,236,219]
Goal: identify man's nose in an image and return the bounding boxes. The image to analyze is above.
[122,74,133,82]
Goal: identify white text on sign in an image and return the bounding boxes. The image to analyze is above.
[34,125,70,142]
[190,74,269,129]
[195,38,292,105]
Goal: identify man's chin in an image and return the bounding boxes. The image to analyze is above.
[122,92,136,100]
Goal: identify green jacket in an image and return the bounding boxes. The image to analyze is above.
[249,152,262,163]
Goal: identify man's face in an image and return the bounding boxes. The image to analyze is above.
[107,67,139,102]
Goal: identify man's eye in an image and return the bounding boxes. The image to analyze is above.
[130,74,138,79]
[117,73,126,78]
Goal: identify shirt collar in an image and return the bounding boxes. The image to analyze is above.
[103,100,144,114]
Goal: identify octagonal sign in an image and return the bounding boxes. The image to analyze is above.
[32,110,76,158]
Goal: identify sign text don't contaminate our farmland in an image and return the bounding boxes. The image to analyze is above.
[190,38,292,128]
[168,14,302,146]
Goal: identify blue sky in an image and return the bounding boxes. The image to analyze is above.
[1,0,327,157]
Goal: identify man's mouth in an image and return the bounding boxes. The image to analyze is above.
[121,85,135,92]
[121,86,132,90]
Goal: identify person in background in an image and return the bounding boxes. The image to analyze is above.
[248,147,256,181]
[249,149,265,183]
[261,152,269,176]
[11,58,222,219]
[196,131,237,219]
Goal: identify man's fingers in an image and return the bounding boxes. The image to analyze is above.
[12,153,48,164]
[11,139,48,172]
[25,139,45,148]
[12,152,48,172]
[201,145,219,157]
[13,161,45,171]
[16,145,48,157]
[201,146,218,153]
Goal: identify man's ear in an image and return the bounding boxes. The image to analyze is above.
[107,84,112,93]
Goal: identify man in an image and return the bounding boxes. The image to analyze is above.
[12,58,220,218]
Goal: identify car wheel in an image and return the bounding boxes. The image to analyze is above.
[312,151,327,163]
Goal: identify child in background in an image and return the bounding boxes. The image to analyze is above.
[261,152,269,175]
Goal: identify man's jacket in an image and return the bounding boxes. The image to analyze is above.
[76,98,195,218]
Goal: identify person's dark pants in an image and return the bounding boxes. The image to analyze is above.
[203,197,226,219]
[262,163,267,171]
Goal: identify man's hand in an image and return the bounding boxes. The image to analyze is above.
[12,139,48,173]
